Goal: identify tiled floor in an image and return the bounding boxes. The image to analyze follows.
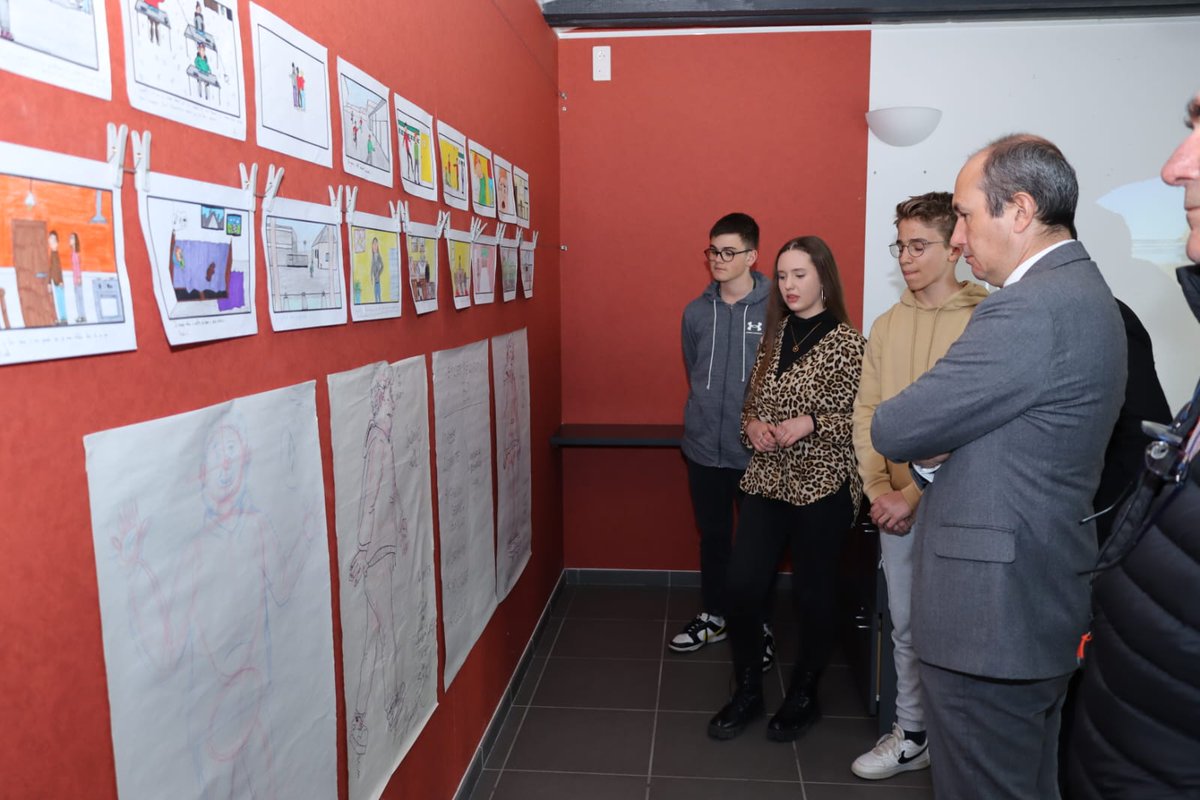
[469,584,934,800]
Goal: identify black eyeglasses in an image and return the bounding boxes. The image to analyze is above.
[703,247,752,263]
[888,239,949,258]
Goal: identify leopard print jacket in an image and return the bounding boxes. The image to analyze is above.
[740,321,865,517]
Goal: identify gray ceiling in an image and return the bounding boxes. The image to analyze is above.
[540,0,1200,28]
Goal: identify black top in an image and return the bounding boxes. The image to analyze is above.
[776,309,838,376]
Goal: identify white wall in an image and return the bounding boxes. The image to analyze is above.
[865,17,1200,410]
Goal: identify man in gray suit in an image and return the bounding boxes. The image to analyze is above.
[871,134,1126,799]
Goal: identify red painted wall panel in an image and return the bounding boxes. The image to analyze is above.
[0,1,560,798]
[558,31,870,568]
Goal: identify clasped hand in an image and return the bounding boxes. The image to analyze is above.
[747,416,814,452]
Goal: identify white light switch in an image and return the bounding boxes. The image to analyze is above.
[592,46,611,82]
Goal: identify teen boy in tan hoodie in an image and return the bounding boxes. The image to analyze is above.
[850,192,988,781]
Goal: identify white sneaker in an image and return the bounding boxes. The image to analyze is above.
[668,612,726,653]
[851,722,930,780]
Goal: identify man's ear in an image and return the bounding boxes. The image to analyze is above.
[746,249,758,268]
[947,244,963,262]
[1010,192,1038,234]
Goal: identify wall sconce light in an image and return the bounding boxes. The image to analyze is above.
[865,106,942,147]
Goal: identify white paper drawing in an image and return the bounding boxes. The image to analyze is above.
[432,340,497,688]
[471,219,497,305]
[249,2,331,167]
[519,231,537,300]
[337,57,392,187]
[491,329,532,601]
[261,168,347,330]
[436,119,468,211]
[85,381,337,800]
[399,204,446,316]
[494,153,517,225]
[132,132,257,345]
[512,164,530,229]
[0,0,111,99]
[393,93,437,202]
[345,189,402,322]
[497,225,520,304]
[0,129,137,365]
[467,139,496,220]
[120,0,246,140]
[329,358,439,800]
[444,217,476,311]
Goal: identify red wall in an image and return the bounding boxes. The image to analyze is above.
[0,1,560,798]
[558,31,871,568]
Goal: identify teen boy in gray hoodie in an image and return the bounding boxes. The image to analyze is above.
[672,213,773,663]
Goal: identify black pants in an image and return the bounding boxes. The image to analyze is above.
[727,484,852,677]
[685,457,744,616]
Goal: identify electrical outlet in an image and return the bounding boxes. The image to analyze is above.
[592,46,611,82]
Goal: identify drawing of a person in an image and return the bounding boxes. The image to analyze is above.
[69,232,86,323]
[144,0,163,44]
[47,230,65,324]
[369,237,383,303]
[113,421,317,799]
[171,244,187,292]
[290,63,298,107]
[193,1,204,34]
[348,367,407,769]
[297,69,306,110]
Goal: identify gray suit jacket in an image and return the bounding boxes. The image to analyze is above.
[871,241,1125,679]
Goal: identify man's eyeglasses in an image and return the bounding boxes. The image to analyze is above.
[704,247,752,263]
[888,239,949,258]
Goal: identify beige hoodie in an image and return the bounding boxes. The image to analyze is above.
[853,281,990,507]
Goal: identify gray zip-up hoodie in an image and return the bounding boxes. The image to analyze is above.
[681,271,772,469]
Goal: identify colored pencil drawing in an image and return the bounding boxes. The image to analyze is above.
[145,195,251,317]
[0,174,124,330]
[0,0,111,99]
[446,238,471,306]
[470,240,495,298]
[393,94,436,201]
[337,58,392,187]
[349,226,399,306]
[251,3,331,166]
[467,141,495,218]
[499,244,518,300]
[436,121,468,210]
[494,154,517,225]
[264,215,342,313]
[492,329,532,600]
[512,165,530,227]
[121,0,245,138]
[406,234,436,306]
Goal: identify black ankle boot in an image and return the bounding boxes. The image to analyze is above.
[767,670,821,742]
[707,667,764,740]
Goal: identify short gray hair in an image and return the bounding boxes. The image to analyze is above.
[978,134,1077,236]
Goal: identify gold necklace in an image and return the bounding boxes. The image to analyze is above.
[787,317,823,353]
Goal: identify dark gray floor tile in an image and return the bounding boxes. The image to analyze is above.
[804,781,934,799]
[566,585,669,620]
[532,657,661,710]
[487,770,647,800]
[651,710,801,782]
[514,658,547,705]
[467,769,501,800]
[505,707,655,774]
[552,618,666,660]
[484,707,527,769]
[658,658,784,713]
[770,662,872,718]
[666,586,703,620]
[796,715,933,789]
[650,776,806,799]
[549,585,575,617]
[532,617,563,658]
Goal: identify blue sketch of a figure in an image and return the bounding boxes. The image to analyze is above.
[348,365,408,773]
[113,420,317,799]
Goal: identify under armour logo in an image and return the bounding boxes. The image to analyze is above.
[746,321,763,333]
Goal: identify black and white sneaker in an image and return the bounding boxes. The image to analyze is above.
[762,623,776,672]
[668,612,727,653]
[851,723,930,780]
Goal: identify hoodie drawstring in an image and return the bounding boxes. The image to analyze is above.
[706,297,717,390]
[741,305,749,381]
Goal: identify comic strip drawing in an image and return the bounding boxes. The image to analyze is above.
[467,141,495,219]
[446,238,471,310]
[0,0,111,99]
[432,341,497,688]
[406,235,436,308]
[518,232,536,299]
[337,58,392,187]
[512,165,530,229]
[121,0,246,139]
[471,221,496,305]
[264,215,341,312]
[436,120,468,211]
[393,94,436,201]
[492,329,532,601]
[494,154,517,225]
[86,383,337,800]
[497,224,519,303]
[350,227,399,307]
[329,358,439,800]
[250,2,331,166]
[0,134,138,365]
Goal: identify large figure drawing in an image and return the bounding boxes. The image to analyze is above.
[110,419,320,799]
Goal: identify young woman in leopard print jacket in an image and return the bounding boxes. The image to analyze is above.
[707,235,865,744]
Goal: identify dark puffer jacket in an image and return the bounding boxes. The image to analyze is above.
[1067,384,1200,799]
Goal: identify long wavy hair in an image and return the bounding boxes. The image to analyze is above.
[747,235,852,403]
